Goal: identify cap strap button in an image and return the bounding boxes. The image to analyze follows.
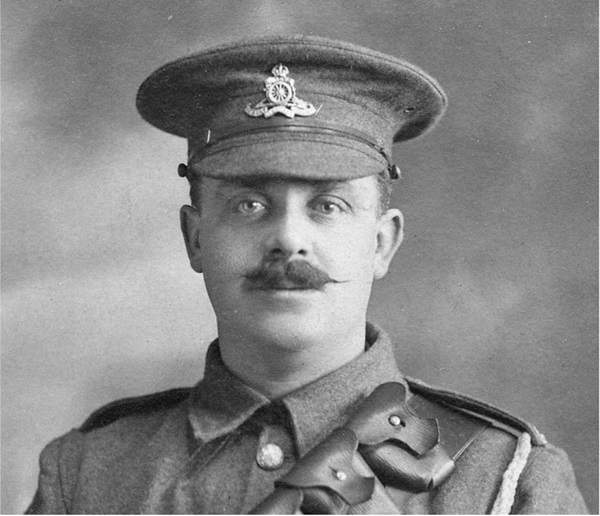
[177,163,188,178]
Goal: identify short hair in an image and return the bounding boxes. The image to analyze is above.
[375,172,393,213]
[189,170,393,215]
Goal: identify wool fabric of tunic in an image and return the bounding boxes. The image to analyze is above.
[27,325,588,514]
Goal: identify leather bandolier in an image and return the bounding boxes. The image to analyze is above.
[75,378,541,515]
[251,382,492,514]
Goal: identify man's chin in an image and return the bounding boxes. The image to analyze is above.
[234,306,332,346]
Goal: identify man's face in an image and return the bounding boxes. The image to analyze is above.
[181,174,402,347]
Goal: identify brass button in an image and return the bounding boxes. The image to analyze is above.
[256,444,285,470]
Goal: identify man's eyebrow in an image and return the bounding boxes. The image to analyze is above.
[210,178,261,200]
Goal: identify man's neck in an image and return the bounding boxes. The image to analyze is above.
[217,323,367,399]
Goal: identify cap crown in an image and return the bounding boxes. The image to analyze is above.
[137,35,447,179]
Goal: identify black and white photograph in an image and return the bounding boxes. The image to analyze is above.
[2,1,597,513]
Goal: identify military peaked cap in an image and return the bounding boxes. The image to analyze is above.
[137,34,447,180]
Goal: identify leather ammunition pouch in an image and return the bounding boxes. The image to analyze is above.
[251,382,489,514]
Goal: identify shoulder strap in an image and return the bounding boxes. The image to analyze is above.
[407,392,490,461]
[80,387,192,432]
[406,377,547,446]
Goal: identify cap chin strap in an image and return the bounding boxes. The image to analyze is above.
[188,118,400,180]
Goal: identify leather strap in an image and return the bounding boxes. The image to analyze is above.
[203,118,388,159]
[193,118,401,179]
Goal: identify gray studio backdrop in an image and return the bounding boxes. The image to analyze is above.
[2,1,598,513]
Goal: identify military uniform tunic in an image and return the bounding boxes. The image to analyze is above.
[27,325,588,514]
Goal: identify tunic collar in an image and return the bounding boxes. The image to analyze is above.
[187,323,406,456]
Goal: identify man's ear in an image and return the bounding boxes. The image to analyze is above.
[180,205,203,273]
[374,209,404,279]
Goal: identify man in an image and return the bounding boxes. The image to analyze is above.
[27,35,587,514]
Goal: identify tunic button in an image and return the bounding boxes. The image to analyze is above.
[256,443,285,470]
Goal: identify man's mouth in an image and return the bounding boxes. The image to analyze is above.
[244,260,340,291]
[257,280,313,291]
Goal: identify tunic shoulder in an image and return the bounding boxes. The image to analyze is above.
[80,387,192,433]
[403,377,588,514]
[405,376,548,446]
[27,388,195,514]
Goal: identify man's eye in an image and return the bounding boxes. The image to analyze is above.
[313,198,346,215]
[235,199,266,214]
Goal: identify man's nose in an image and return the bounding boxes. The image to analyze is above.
[265,208,310,259]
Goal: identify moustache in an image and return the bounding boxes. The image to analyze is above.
[244,260,341,291]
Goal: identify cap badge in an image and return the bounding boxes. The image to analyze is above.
[245,64,318,119]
